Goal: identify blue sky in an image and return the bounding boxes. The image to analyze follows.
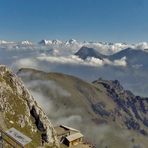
[0,0,148,42]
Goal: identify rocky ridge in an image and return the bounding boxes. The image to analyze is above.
[0,65,59,147]
[93,79,148,135]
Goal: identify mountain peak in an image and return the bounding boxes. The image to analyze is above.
[52,39,62,45]
[19,40,33,45]
[65,39,78,45]
[75,46,107,60]
[38,39,52,45]
[93,78,124,92]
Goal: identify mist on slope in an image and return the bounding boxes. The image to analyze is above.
[21,77,146,148]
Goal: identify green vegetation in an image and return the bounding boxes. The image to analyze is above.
[0,80,41,147]
[0,67,58,147]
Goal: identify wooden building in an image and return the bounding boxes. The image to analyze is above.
[54,125,71,143]
[63,132,83,147]
[55,125,84,147]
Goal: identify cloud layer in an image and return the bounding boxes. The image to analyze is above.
[0,39,148,97]
[37,55,127,67]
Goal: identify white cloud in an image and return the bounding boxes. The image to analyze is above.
[12,58,38,69]
[113,56,127,66]
[85,57,104,66]
[135,42,148,50]
[36,55,127,67]
[37,55,83,65]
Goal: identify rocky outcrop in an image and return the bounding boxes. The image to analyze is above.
[93,79,148,136]
[0,65,59,147]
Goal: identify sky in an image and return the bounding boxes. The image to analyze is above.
[0,0,148,42]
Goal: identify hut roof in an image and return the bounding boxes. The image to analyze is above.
[60,125,79,132]
[66,133,83,142]
[54,126,70,136]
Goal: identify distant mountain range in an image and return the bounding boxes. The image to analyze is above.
[75,46,148,69]
[109,48,148,69]
[18,68,148,148]
[1,39,148,55]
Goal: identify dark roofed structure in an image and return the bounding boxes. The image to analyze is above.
[63,132,83,147]
[55,125,83,147]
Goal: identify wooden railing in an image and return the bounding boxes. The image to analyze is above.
[0,128,24,148]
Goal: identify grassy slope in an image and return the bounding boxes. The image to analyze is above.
[0,68,58,148]
[18,68,116,120]
[18,68,148,148]
[0,72,42,147]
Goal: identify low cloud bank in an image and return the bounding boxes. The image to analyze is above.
[37,55,127,67]
[21,78,145,147]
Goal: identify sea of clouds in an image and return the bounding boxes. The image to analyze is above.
[0,40,148,96]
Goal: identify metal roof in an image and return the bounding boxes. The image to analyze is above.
[55,126,70,136]
[5,128,32,146]
[66,133,83,142]
[60,125,79,132]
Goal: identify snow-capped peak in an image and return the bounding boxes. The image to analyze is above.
[0,40,14,45]
[65,39,78,45]
[39,39,52,45]
[20,40,33,45]
[39,39,62,45]
[52,39,62,45]
[1,38,148,55]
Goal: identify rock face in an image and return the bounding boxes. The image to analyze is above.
[93,79,148,136]
[0,65,59,147]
